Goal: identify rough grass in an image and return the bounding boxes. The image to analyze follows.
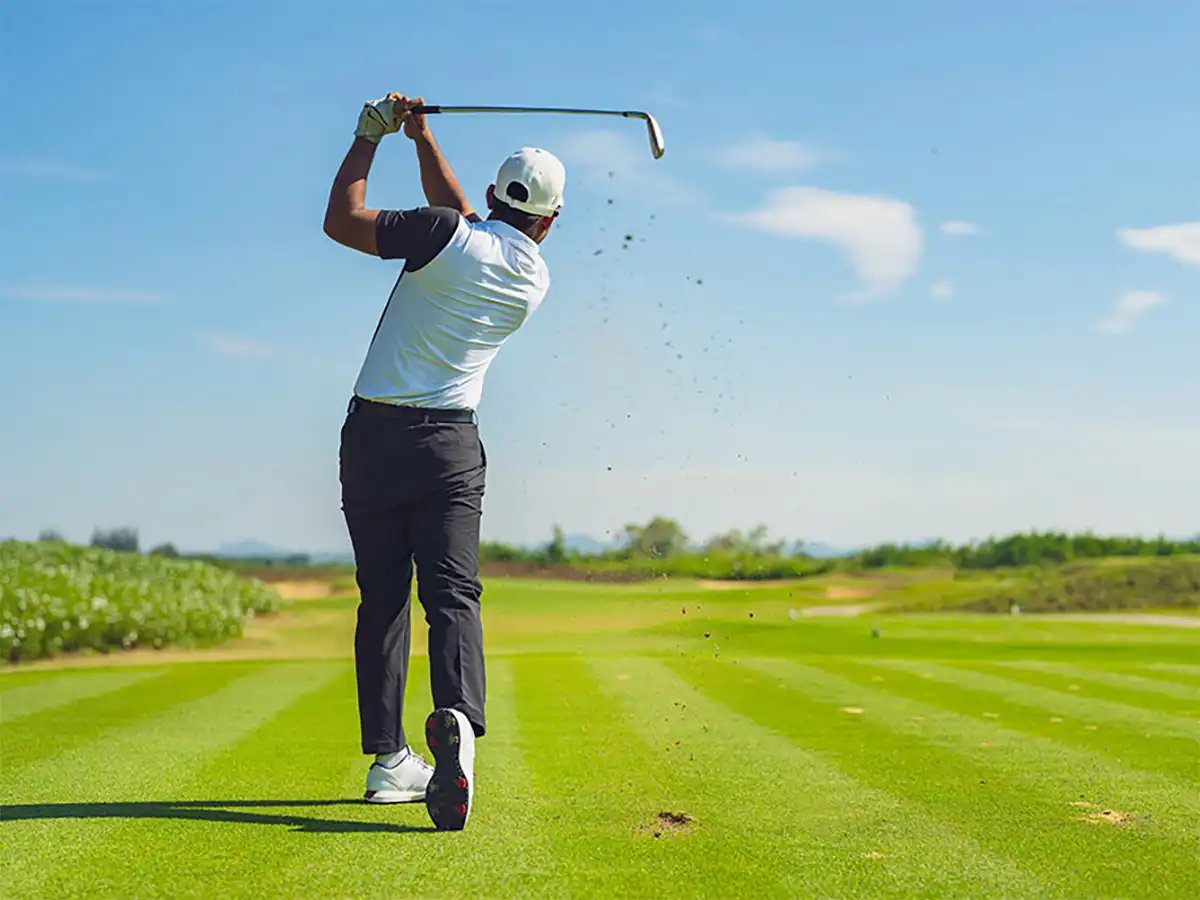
[2,576,1198,898]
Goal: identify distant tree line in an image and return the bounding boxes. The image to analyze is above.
[33,518,1200,575]
[481,517,1200,573]
[848,531,1200,571]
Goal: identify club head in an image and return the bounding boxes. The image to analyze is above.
[643,114,665,159]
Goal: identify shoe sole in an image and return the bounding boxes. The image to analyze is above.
[424,709,472,831]
[363,788,424,804]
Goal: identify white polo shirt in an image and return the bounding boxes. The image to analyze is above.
[352,208,549,412]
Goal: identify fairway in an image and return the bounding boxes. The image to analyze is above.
[3,577,1199,899]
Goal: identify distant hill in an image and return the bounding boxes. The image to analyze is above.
[563,533,618,556]
[309,551,355,565]
[213,539,298,559]
[798,542,859,559]
[205,533,872,563]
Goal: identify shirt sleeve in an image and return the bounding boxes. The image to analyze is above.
[374,207,462,271]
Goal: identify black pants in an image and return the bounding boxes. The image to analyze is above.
[339,396,487,754]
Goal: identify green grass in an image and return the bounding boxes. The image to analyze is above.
[2,576,1198,898]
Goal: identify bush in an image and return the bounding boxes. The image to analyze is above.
[0,540,284,662]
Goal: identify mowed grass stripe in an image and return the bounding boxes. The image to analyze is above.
[31,664,368,900]
[257,657,560,900]
[785,658,1200,820]
[0,662,252,769]
[732,658,1199,899]
[988,661,1200,712]
[0,661,340,899]
[513,654,803,899]
[0,665,135,691]
[594,656,1040,899]
[0,667,163,724]
[1136,664,1200,687]
[882,659,1200,743]
[823,659,1200,787]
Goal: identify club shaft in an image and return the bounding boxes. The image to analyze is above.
[412,105,649,119]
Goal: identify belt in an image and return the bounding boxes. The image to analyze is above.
[347,395,476,424]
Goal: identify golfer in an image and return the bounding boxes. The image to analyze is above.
[322,91,564,831]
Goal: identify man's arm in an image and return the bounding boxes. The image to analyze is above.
[404,100,478,221]
[323,136,384,256]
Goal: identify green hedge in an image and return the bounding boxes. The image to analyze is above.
[0,541,284,662]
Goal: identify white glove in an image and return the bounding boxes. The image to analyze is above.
[355,96,404,144]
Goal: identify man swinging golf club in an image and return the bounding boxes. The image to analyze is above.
[323,91,564,831]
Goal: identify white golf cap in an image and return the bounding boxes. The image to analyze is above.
[493,147,566,218]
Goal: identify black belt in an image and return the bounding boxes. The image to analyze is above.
[348,396,476,423]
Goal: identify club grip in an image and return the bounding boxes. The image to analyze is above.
[410,105,441,114]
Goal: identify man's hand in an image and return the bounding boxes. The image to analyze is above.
[402,96,433,143]
[355,92,408,144]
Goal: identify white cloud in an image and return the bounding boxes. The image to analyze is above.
[1096,290,1164,336]
[1117,222,1200,265]
[941,220,981,236]
[0,160,105,181]
[930,279,954,300]
[719,135,823,173]
[198,331,276,359]
[558,129,696,206]
[723,186,923,300]
[3,286,162,302]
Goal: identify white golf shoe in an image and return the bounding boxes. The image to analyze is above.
[363,747,434,804]
[423,708,476,831]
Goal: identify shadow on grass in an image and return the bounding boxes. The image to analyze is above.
[0,799,436,834]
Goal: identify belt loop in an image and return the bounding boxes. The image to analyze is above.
[347,396,359,414]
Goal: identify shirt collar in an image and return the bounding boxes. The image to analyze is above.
[480,217,541,253]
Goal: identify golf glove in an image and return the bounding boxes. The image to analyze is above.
[355,97,403,144]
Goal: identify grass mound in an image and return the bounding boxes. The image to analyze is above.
[890,556,1200,613]
[0,540,284,662]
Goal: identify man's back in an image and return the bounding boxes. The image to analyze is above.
[324,95,566,831]
[353,208,550,411]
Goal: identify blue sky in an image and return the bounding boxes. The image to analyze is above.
[2,0,1197,553]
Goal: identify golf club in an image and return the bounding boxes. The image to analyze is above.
[411,105,665,160]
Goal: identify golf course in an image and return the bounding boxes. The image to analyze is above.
[3,561,1198,899]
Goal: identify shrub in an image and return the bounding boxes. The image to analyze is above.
[0,540,284,662]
